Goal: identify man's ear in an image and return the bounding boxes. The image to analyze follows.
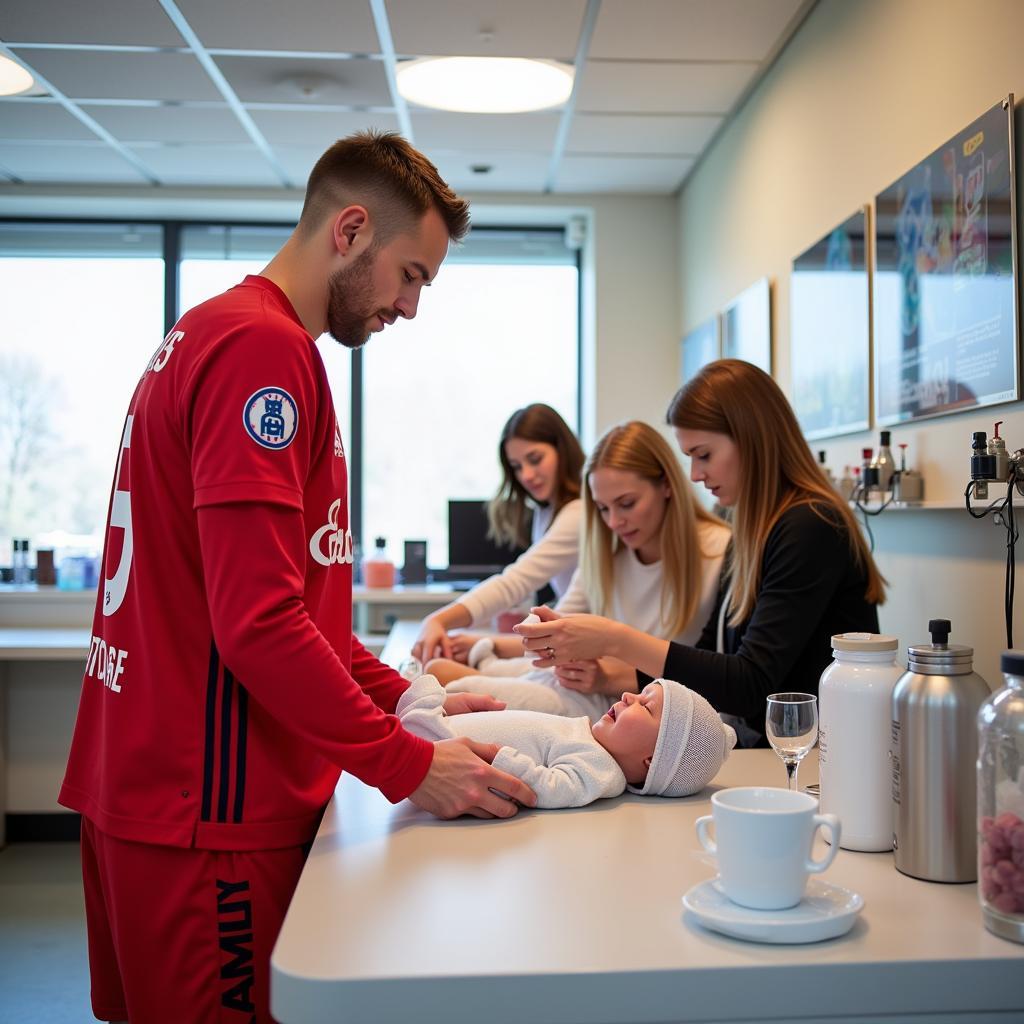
[331,205,371,256]
[643,754,653,770]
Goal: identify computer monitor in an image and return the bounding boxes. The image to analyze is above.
[445,499,524,580]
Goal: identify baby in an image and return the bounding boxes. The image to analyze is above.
[397,674,737,809]
[426,627,612,722]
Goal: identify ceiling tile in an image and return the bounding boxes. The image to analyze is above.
[215,55,391,106]
[567,113,721,155]
[577,60,756,114]
[0,100,97,141]
[127,143,281,186]
[590,0,806,61]
[176,0,380,54]
[85,104,250,144]
[250,109,401,147]
[554,154,694,194]
[386,0,585,59]
[424,149,549,192]
[0,0,184,47]
[411,111,559,152]
[12,48,221,102]
[0,141,151,183]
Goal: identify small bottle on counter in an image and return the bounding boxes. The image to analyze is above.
[363,536,396,589]
[872,431,896,493]
[837,466,855,501]
[819,632,903,851]
[12,539,30,585]
[977,650,1024,944]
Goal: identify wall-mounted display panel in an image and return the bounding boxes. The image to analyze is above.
[680,315,720,383]
[721,277,771,372]
[874,96,1019,425]
[791,208,871,439]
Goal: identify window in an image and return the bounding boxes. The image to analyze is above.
[0,222,164,561]
[0,220,580,578]
[362,229,579,567]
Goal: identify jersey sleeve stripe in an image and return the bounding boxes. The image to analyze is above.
[232,676,248,825]
[201,643,220,823]
[217,670,234,824]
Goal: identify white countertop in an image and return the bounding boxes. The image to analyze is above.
[271,744,1024,1024]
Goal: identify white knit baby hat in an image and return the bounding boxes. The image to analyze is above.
[626,679,737,797]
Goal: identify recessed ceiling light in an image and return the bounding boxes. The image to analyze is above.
[396,57,573,114]
[0,54,34,96]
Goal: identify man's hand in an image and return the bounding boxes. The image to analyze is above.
[443,691,507,715]
[408,738,537,819]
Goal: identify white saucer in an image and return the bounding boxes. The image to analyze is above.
[682,877,864,944]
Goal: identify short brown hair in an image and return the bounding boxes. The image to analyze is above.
[298,130,470,243]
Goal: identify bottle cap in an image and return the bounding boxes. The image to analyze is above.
[907,619,974,674]
[831,632,898,653]
[880,430,891,445]
[1001,650,1024,676]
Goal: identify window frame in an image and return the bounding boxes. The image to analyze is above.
[0,216,581,553]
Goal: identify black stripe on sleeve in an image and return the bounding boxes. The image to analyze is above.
[201,643,220,822]
[217,668,234,823]
[233,680,248,824]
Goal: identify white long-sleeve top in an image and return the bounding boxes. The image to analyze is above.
[396,675,626,808]
[555,518,730,646]
[456,498,582,626]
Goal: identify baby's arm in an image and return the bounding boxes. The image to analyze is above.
[396,675,456,742]
[492,746,625,809]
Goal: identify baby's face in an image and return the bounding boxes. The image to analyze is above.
[592,683,664,781]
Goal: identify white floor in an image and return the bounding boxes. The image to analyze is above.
[0,842,95,1023]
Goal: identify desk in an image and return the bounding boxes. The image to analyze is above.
[272,654,1024,1022]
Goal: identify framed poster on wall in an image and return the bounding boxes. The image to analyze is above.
[791,207,871,439]
[721,277,771,372]
[873,95,1019,425]
[680,315,720,383]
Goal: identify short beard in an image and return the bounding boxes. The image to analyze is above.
[325,245,380,349]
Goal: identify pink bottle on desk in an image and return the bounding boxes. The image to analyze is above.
[363,536,396,588]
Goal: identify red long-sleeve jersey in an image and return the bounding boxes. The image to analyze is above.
[59,275,433,850]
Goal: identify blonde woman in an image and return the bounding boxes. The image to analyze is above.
[435,420,731,722]
[518,360,886,745]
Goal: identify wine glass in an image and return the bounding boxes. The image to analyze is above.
[765,692,818,791]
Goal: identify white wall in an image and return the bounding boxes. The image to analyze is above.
[676,0,1024,685]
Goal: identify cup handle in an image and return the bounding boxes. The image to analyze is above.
[805,813,842,873]
[695,814,717,855]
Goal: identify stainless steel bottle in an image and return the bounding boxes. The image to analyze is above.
[891,619,991,882]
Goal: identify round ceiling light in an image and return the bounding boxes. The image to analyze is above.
[396,57,573,114]
[0,54,34,96]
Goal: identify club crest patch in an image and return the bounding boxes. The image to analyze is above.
[243,387,299,450]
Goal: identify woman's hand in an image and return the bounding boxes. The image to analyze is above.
[515,605,623,665]
[448,632,482,664]
[413,615,452,662]
[553,659,605,694]
[443,692,507,715]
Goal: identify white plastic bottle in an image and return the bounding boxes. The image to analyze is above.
[818,632,903,851]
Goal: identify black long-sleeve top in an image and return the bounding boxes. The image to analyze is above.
[654,503,880,744]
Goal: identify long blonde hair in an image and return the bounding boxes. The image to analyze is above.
[666,359,886,625]
[581,421,727,638]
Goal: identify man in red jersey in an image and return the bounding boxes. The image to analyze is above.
[59,131,536,1024]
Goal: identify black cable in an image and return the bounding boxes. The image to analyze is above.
[964,477,1018,648]
[851,483,876,552]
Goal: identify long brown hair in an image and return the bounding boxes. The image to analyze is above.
[581,421,727,638]
[666,359,886,624]
[488,404,585,549]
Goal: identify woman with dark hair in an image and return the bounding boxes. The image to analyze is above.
[517,360,885,745]
[413,403,585,662]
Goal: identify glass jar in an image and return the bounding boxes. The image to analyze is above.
[977,650,1024,943]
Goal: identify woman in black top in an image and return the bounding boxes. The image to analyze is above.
[518,359,886,744]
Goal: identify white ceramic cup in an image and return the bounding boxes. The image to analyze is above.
[695,786,841,910]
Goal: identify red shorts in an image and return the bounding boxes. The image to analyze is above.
[80,817,308,1023]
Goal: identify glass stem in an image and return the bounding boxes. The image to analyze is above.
[785,759,799,792]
